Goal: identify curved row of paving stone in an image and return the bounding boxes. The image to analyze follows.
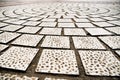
[0,2,120,80]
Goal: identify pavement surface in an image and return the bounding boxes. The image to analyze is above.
[0,1,120,80]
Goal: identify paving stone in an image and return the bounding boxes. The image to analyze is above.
[44,77,67,80]
[39,22,57,27]
[0,32,20,43]
[17,27,41,34]
[58,23,75,28]
[72,37,105,49]
[42,18,56,22]
[0,22,8,28]
[76,23,95,28]
[0,46,39,71]
[22,21,40,26]
[115,50,120,56]
[58,19,73,23]
[74,19,90,22]
[79,50,120,76]
[64,28,86,35]
[12,34,43,47]
[41,36,70,48]
[9,20,26,25]
[102,17,117,21]
[36,49,79,75]
[39,28,61,35]
[92,22,115,27]
[27,17,42,21]
[99,36,120,49]
[0,44,8,52]
[108,21,120,26]
[89,18,106,22]
[106,27,120,34]
[0,25,23,31]
[85,28,112,35]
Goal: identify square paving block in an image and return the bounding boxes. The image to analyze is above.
[58,19,73,23]
[58,23,75,28]
[79,50,120,76]
[115,50,120,56]
[0,22,8,28]
[72,37,105,49]
[106,27,120,34]
[44,77,67,80]
[92,22,114,27]
[12,34,43,47]
[108,21,120,26]
[36,49,79,75]
[0,44,8,52]
[39,28,61,35]
[27,17,42,21]
[74,19,90,23]
[17,27,41,34]
[76,23,95,28]
[102,17,117,21]
[89,18,106,22]
[64,28,86,35]
[99,36,120,49]
[39,22,57,27]
[0,46,39,71]
[0,25,23,31]
[22,21,40,26]
[9,20,26,25]
[85,28,112,35]
[41,36,70,48]
[0,32,20,43]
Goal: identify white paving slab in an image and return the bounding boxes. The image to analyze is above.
[64,28,86,35]
[0,25,23,31]
[58,19,73,23]
[72,37,105,49]
[0,22,8,28]
[17,27,41,34]
[85,28,112,35]
[115,50,120,56]
[39,28,61,35]
[41,36,70,48]
[92,22,114,27]
[0,32,20,43]
[76,23,95,28]
[12,34,43,47]
[0,46,39,71]
[39,22,57,27]
[42,18,56,22]
[74,19,90,22]
[22,21,40,26]
[79,50,120,76]
[99,36,120,49]
[89,18,106,22]
[106,27,120,34]
[36,49,79,75]
[44,77,67,80]
[108,21,120,26]
[0,44,8,52]
[58,23,75,28]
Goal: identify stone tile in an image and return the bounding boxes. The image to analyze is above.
[9,20,26,25]
[76,23,95,28]
[44,77,67,80]
[74,19,90,23]
[27,17,42,21]
[0,32,20,43]
[42,18,56,22]
[106,27,120,34]
[0,25,23,31]
[0,44,8,52]
[64,28,86,35]
[22,21,40,26]
[39,22,57,27]
[89,18,106,22]
[79,50,120,76]
[92,22,114,27]
[108,21,120,26]
[58,19,73,23]
[115,50,120,56]
[85,28,112,35]
[41,36,70,48]
[99,36,120,49]
[36,49,79,75]
[12,34,43,47]
[39,28,61,35]
[72,37,105,49]
[58,23,75,28]
[0,46,39,71]
[17,27,41,34]
[102,17,117,21]
[0,22,8,28]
